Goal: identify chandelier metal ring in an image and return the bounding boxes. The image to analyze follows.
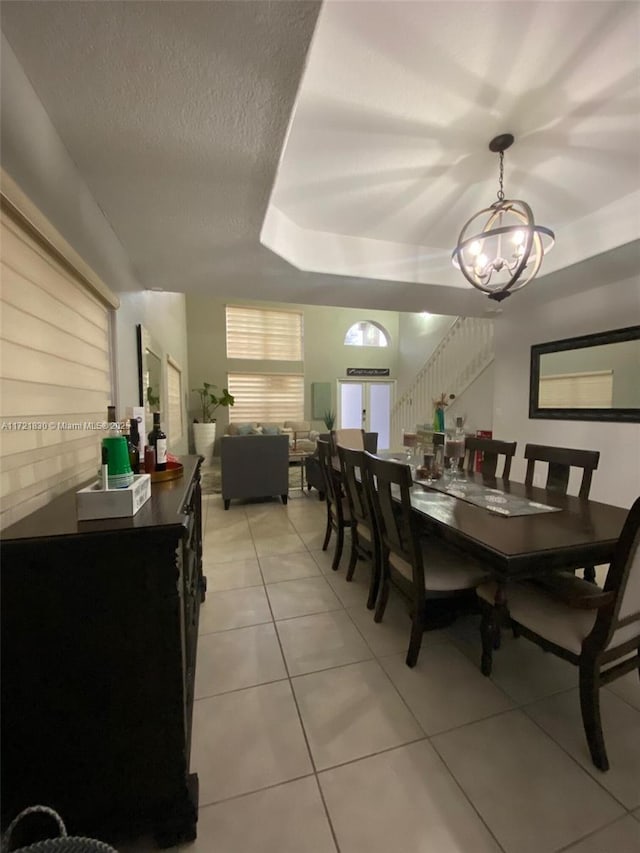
[452,134,555,301]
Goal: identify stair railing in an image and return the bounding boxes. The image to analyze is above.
[391,316,494,447]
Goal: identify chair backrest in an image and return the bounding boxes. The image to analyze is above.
[337,445,374,534]
[590,495,640,653]
[524,443,600,499]
[317,439,343,514]
[363,452,424,589]
[220,434,289,499]
[332,428,365,451]
[464,437,517,479]
[364,432,378,454]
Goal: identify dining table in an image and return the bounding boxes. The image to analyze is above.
[408,471,628,581]
[331,451,629,586]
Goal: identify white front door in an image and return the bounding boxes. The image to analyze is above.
[337,380,394,450]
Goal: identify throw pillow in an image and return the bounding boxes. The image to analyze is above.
[237,423,254,435]
[262,425,280,435]
[250,426,264,435]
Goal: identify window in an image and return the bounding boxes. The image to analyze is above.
[344,321,389,347]
[539,371,614,409]
[0,183,116,528]
[226,306,303,360]
[227,374,304,423]
[166,355,183,442]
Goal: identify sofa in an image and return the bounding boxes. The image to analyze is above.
[225,420,319,454]
[220,434,290,509]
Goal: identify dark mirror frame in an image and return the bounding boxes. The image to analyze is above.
[529,325,640,423]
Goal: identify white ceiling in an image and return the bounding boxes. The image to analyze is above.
[1,0,639,316]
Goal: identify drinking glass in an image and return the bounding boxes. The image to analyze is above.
[402,428,418,463]
[444,434,465,481]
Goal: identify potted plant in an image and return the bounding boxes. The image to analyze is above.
[192,382,235,465]
[322,409,336,430]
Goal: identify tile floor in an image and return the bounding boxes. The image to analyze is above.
[124,490,640,853]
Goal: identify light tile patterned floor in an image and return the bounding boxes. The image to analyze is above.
[123,491,640,853]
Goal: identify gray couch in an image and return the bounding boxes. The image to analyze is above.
[221,434,290,509]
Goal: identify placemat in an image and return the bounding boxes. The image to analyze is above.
[418,477,562,517]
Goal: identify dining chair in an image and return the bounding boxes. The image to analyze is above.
[364,452,489,667]
[477,495,640,771]
[525,443,601,582]
[524,443,600,499]
[317,439,351,570]
[463,437,517,479]
[331,428,365,451]
[336,445,379,609]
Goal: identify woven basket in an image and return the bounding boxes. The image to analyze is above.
[1,807,119,853]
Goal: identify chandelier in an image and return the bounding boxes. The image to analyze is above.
[451,134,555,301]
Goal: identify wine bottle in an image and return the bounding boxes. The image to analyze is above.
[148,412,167,472]
[107,405,121,435]
[128,418,140,474]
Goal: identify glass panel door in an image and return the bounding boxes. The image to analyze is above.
[340,382,363,428]
[338,381,394,450]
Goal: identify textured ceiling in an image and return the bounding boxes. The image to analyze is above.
[1,0,639,316]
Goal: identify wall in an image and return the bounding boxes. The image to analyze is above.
[446,364,495,435]
[1,37,190,454]
[396,313,456,397]
[115,291,190,454]
[185,296,402,446]
[493,271,640,508]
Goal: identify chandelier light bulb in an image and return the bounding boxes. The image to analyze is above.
[451,134,555,301]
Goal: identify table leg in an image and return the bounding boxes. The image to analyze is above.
[481,581,507,676]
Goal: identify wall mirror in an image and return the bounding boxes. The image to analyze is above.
[136,324,163,425]
[530,325,640,422]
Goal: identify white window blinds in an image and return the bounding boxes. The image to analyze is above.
[0,186,116,529]
[539,371,614,408]
[166,356,183,443]
[227,374,304,423]
[226,306,303,360]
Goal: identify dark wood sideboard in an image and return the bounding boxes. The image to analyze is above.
[1,456,205,848]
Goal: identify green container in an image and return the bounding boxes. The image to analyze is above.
[102,436,132,476]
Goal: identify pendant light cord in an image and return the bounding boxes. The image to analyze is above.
[497,150,505,202]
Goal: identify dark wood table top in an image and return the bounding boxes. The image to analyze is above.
[409,473,628,578]
[1,456,202,544]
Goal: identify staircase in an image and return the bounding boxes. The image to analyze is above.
[391,316,495,447]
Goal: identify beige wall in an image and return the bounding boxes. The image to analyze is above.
[186,296,405,446]
[396,313,456,397]
[493,270,640,508]
[115,291,190,454]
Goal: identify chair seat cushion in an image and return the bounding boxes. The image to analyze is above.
[478,579,639,655]
[477,580,595,655]
[390,539,488,592]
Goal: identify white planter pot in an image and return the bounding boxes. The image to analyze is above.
[193,422,217,466]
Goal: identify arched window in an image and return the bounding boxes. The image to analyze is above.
[344,321,389,347]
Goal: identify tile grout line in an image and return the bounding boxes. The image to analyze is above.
[254,524,344,853]
[520,702,634,814]
[313,530,509,853]
[200,497,635,851]
[553,813,638,853]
